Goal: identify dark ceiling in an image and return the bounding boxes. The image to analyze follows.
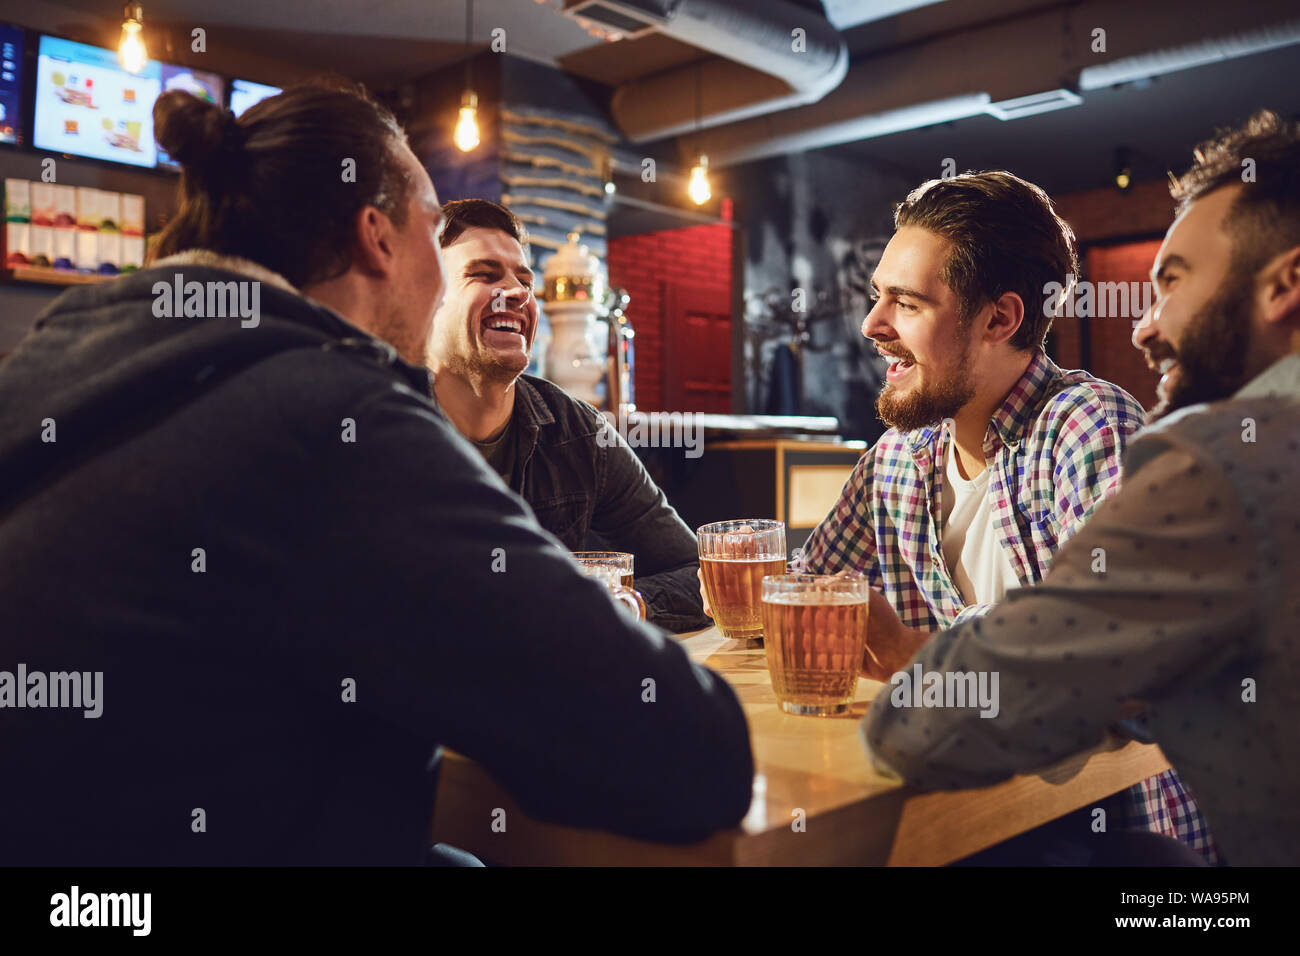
[14,0,1299,199]
[826,42,1300,196]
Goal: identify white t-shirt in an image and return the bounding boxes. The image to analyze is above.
[939,442,1021,607]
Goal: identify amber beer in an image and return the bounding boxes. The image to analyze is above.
[699,556,786,641]
[572,551,634,589]
[761,575,869,716]
[697,520,787,643]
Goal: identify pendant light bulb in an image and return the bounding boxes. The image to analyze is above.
[688,154,711,205]
[119,3,148,74]
[455,90,480,152]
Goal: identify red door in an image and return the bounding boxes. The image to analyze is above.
[661,280,731,412]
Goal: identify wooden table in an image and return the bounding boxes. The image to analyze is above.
[431,627,1171,865]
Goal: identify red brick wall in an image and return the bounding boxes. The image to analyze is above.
[606,222,733,411]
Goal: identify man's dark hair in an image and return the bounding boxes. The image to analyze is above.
[894,170,1078,351]
[439,198,527,248]
[1171,109,1300,275]
[152,76,414,288]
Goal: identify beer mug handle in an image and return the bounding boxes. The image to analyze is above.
[611,585,647,620]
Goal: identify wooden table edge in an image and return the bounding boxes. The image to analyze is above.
[431,736,1170,866]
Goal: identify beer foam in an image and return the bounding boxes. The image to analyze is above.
[763,592,865,606]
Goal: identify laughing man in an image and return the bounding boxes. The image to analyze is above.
[426,199,708,632]
[860,114,1300,865]
[796,170,1216,861]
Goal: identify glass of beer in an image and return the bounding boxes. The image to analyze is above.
[761,574,868,716]
[580,564,646,620]
[697,519,786,644]
[572,551,634,588]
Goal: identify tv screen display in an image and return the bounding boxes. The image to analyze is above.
[229,78,280,117]
[156,64,225,168]
[33,34,160,168]
[0,24,25,145]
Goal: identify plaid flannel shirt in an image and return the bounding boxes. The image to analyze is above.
[799,349,1218,861]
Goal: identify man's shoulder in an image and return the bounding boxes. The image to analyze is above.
[518,374,604,436]
[858,427,919,478]
[1129,393,1297,465]
[1035,367,1146,436]
[873,427,917,455]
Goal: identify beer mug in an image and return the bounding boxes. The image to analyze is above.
[761,574,869,716]
[581,564,646,620]
[697,519,786,644]
[572,551,634,589]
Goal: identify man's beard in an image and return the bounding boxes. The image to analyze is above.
[440,337,529,387]
[876,336,976,432]
[1147,270,1253,423]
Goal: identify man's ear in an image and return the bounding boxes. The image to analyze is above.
[351,205,397,278]
[985,290,1025,347]
[1258,244,1300,329]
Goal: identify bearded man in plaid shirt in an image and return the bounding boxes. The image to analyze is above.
[796,170,1217,863]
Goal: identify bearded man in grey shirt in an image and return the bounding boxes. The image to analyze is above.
[859,110,1300,866]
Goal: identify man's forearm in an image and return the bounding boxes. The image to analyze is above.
[862,443,1256,791]
[637,561,712,633]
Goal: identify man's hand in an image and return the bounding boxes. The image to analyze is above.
[862,587,930,682]
[697,566,712,618]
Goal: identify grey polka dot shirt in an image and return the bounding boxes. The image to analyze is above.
[863,353,1300,866]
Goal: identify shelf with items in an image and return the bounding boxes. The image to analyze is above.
[5,178,147,287]
[3,264,120,286]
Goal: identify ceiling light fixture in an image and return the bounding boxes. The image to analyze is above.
[455,0,480,152]
[1115,147,1133,191]
[118,2,148,74]
[984,88,1083,121]
[688,61,710,205]
[688,155,711,205]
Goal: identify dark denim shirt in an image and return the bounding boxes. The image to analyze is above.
[502,374,710,632]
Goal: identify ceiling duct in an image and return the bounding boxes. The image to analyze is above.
[691,0,1300,168]
[566,0,849,143]
[1078,18,1300,89]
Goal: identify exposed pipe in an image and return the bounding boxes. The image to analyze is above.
[605,0,849,143]
[1078,18,1300,89]
[691,0,1300,168]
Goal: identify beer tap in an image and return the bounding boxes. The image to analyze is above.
[604,287,635,415]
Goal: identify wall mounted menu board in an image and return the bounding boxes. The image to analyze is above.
[0,24,25,145]
[33,35,161,168]
[229,78,280,117]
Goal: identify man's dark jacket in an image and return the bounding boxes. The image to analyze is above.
[503,374,710,632]
[0,259,753,865]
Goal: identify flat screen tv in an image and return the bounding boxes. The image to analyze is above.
[229,78,280,117]
[33,34,161,168]
[155,63,225,169]
[0,24,26,145]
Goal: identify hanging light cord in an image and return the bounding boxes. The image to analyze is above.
[465,0,474,90]
[694,59,702,157]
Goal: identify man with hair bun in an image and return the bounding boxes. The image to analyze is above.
[0,82,753,865]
